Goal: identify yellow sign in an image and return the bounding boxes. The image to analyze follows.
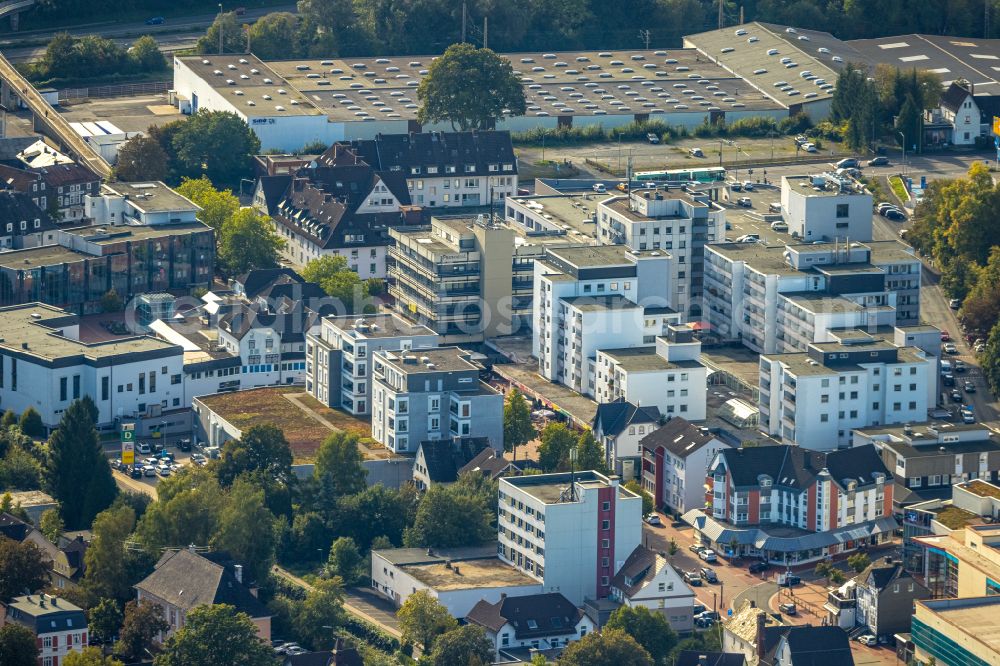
[993,116,1000,136]
[121,425,135,465]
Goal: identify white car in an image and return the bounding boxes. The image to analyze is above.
[858,634,877,646]
[699,548,718,563]
[644,513,662,526]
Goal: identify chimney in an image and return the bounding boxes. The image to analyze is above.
[234,564,243,584]
[756,611,767,660]
[188,544,197,553]
[608,474,620,488]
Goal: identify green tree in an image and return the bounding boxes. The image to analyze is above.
[99,288,124,314]
[45,398,117,529]
[559,627,653,666]
[293,578,345,650]
[88,598,124,645]
[218,208,284,276]
[982,321,1000,395]
[830,569,847,585]
[18,407,44,439]
[170,110,261,186]
[0,623,38,666]
[301,255,369,313]
[325,537,363,585]
[195,12,246,55]
[115,136,169,182]
[847,552,871,573]
[537,422,576,472]
[127,35,166,71]
[430,625,493,666]
[334,484,417,551]
[624,480,654,515]
[64,647,125,666]
[0,538,49,601]
[605,606,677,664]
[0,493,29,521]
[895,93,921,153]
[247,12,302,59]
[503,387,534,461]
[135,466,226,553]
[154,604,274,666]
[116,600,169,661]
[403,483,493,548]
[575,430,606,473]
[1,411,17,428]
[211,478,278,583]
[175,176,240,233]
[313,432,368,505]
[40,508,63,543]
[417,43,526,131]
[397,590,457,651]
[84,504,137,602]
[216,424,293,487]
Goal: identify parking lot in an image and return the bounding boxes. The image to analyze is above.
[105,436,208,497]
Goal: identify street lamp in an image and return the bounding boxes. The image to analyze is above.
[897,131,906,176]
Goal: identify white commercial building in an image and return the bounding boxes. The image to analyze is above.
[306,313,437,416]
[533,245,682,395]
[704,240,921,354]
[371,346,503,453]
[597,187,725,318]
[85,181,201,227]
[593,324,708,420]
[0,303,185,431]
[780,174,873,242]
[498,471,643,605]
[760,333,933,450]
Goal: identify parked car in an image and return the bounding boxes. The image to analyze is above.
[617,182,629,192]
[694,615,715,628]
[178,438,192,452]
[156,465,171,478]
[962,407,976,424]
[592,183,606,193]
[768,202,782,213]
[779,602,797,615]
[964,381,976,393]
[684,571,703,586]
[777,573,801,586]
[943,342,958,354]
[835,157,859,169]
[867,156,890,166]
[699,549,718,563]
[801,142,817,152]
[145,16,164,25]
[695,611,721,623]
[143,465,157,478]
[644,513,662,526]
[700,568,718,583]
[951,389,964,403]
[647,133,660,144]
[730,182,742,191]
[129,466,143,479]
[770,221,789,232]
[950,298,962,309]
[748,561,772,574]
[858,634,878,646]
[689,544,705,553]
[692,603,707,616]
[737,197,752,207]
[742,181,754,191]
[689,147,704,157]
[137,442,152,454]
[877,202,899,214]
[940,331,951,342]
[943,373,956,387]
[794,135,809,145]
[884,209,906,221]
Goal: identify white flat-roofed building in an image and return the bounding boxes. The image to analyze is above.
[370,545,543,618]
[85,181,201,226]
[597,187,725,319]
[371,346,502,453]
[498,471,643,605]
[780,174,873,243]
[760,334,933,450]
[306,313,437,415]
[703,240,921,354]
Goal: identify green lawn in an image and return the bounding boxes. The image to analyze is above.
[889,175,909,201]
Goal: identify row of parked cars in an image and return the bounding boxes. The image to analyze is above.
[877,201,907,221]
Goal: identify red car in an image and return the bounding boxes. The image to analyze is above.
[941,331,951,342]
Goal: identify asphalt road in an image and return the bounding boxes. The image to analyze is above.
[0,4,295,62]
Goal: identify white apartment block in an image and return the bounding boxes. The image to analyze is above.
[498,471,643,605]
[593,324,708,420]
[533,245,682,394]
[780,174,873,242]
[640,417,733,515]
[371,346,503,453]
[704,240,921,355]
[597,187,725,318]
[0,304,186,431]
[760,334,933,450]
[306,314,437,415]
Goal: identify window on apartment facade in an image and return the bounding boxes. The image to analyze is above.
[836,204,849,218]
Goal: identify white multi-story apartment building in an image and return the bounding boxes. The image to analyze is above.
[640,417,733,515]
[780,174,873,242]
[533,245,682,394]
[0,303,186,432]
[597,187,725,319]
[371,346,502,453]
[306,313,437,415]
[593,324,708,419]
[759,333,933,450]
[704,240,921,354]
[497,471,643,605]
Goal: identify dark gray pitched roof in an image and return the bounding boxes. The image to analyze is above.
[466,592,582,639]
[0,191,54,234]
[135,549,270,619]
[676,651,745,666]
[772,626,854,666]
[257,174,293,216]
[640,417,716,458]
[235,268,304,299]
[458,447,518,480]
[593,400,661,438]
[337,131,517,177]
[418,438,491,483]
[0,513,32,541]
[716,444,889,493]
[609,545,659,597]
[941,82,972,113]
[31,163,99,188]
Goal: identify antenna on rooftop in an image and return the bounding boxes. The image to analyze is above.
[638,29,651,50]
[569,447,578,502]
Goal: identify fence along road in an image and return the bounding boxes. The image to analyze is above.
[0,50,112,179]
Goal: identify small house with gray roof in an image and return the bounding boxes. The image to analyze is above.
[465,592,593,658]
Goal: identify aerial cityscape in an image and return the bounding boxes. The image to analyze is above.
[0,1,998,665]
